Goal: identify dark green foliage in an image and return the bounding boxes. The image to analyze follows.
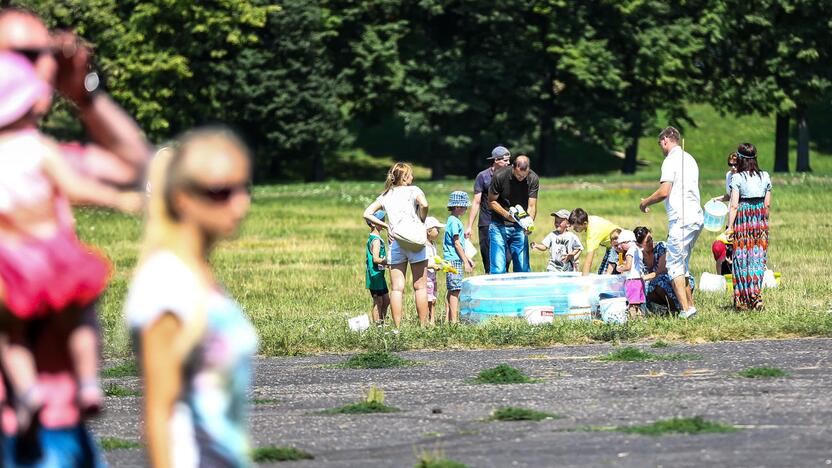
[737,367,789,379]
[319,401,399,415]
[472,364,535,385]
[601,347,701,362]
[490,407,559,422]
[251,446,314,462]
[339,351,413,369]
[617,416,738,436]
[651,340,670,349]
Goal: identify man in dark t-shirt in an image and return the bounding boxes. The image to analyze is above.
[465,146,511,274]
[487,155,539,273]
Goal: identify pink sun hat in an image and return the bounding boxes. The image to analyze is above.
[0,51,50,128]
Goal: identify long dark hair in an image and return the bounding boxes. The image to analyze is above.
[737,143,762,177]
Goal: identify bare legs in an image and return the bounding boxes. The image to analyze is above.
[446,290,460,324]
[671,275,695,313]
[388,260,429,327]
[370,294,390,324]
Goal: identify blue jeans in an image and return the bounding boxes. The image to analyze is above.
[489,223,530,274]
[4,425,105,468]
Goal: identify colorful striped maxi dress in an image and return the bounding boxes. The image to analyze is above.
[730,172,772,310]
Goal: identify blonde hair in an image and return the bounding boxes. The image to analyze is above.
[139,127,249,356]
[609,228,622,242]
[383,162,413,194]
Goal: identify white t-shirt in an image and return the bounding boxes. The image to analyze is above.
[660,146,703,226]
[541,230,583,272]
[625,244,643,280]
[376,185,425,231]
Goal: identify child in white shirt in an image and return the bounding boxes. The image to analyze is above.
[531,209,583,272]
[616,229,645,319]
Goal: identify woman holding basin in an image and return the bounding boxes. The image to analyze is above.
[726,143,772,311]
[363,163,430,328]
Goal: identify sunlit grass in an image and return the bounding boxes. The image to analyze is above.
[80,175,832,357]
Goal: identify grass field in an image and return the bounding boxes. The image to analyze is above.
[81,168,832,358]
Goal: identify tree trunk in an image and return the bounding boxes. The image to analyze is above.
[430,139,445,180]
[773,112,790,172]
[312,151,326,181]
[795,105,811,172]
[622,109,642,174]
[537,71,558,176]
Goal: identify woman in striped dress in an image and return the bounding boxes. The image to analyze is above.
[726,143,772,310]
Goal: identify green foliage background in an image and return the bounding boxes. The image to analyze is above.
[15,0,832,180]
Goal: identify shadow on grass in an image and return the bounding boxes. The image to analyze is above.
[489,407,560,422]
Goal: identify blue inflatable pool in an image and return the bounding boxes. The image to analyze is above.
[459,272,626,323]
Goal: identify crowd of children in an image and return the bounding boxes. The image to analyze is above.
[365,190,689,324]
[365,190,476,326]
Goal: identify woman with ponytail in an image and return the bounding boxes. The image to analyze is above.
[125,128,258,467]
[363,163,430,327]
[726,143,772,310]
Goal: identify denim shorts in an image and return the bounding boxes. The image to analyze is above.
[3,424,105,468]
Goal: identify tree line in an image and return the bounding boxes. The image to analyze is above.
[15,0,832,180]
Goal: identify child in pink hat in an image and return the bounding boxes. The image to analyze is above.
[0,51,141,438]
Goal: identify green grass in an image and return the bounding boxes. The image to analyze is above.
[102,360,139,378]
[251,398,281,405]
[251,446,314,462]
[600,347,701,362]
[337,351,415,368]
[472,364,536,384]
[415,460,468,468]
[650,340,670,348]
[737,366,790,378]
[99,438,142,451]
[319,401,399,415]
[616,416,738,436]
[79,153,832,358]
[104,384,141,397]
[490,406,559,422]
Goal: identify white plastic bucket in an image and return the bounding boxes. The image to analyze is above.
[699,272,727,293]
[524,306,554,325]
[464,239,478,259]
[703,200,729,232]
[348,314,370,332]
[763,269,779,289]
[599,297,628,324]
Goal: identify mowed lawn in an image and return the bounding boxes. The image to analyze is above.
[79,173,832,357]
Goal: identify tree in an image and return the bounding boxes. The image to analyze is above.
[705,0,832,172]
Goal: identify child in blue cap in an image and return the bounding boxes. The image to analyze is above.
[444,191,475,323]
[365,210,389,324]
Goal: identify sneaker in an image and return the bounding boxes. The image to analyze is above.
[679,307,697,319]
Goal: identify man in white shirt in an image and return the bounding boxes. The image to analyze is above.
[639,127,703,319]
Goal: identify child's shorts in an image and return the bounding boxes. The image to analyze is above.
[369,286,388,297]
[625,278,645,305]
[446,259,464,292]
[426,269,437,302]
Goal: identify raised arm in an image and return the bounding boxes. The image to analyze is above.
[42,147,142,213]
[362,199,388,230]
[53,32,152,185]
[141,313,185,468]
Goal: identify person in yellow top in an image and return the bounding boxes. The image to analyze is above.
[568,208,622,275]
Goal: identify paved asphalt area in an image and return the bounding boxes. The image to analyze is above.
[94,338,832,467]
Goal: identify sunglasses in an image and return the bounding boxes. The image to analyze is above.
[728,163,737,167]
[11,47,57,64]
[185,181,251,203]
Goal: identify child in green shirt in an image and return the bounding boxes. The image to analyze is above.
[366,210,389,324]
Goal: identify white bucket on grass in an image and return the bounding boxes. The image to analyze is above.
[599,297,628,325]
[348,314,370,332]
[699,272,727,293]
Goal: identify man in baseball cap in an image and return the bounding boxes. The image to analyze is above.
[466,145,511,274]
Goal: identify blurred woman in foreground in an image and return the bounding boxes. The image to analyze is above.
[125,128,258,467]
